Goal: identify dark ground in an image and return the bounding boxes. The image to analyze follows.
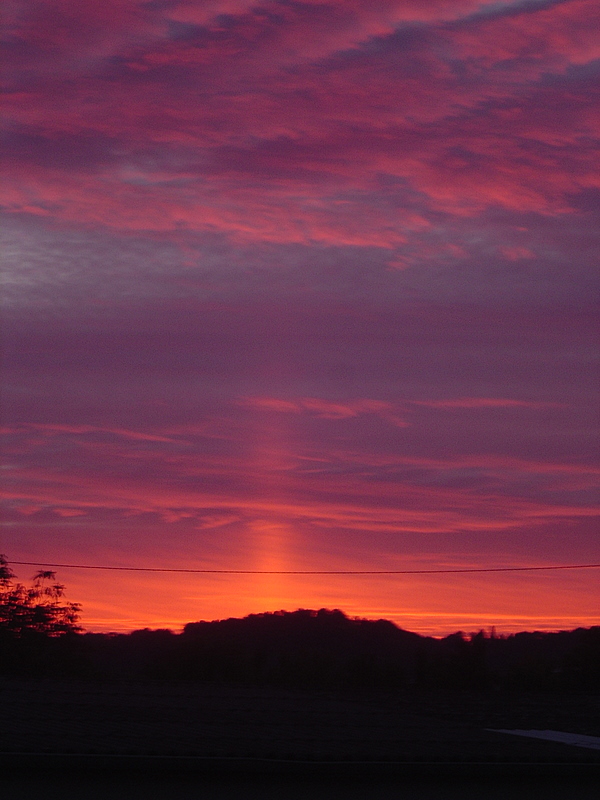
[2,773,599,800]
[1,679,598,797]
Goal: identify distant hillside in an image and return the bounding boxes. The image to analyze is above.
[1,608,599,691]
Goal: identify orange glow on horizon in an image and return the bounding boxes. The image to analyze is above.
[50,564,600,639]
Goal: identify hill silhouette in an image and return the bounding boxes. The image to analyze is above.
[2,605,598,691]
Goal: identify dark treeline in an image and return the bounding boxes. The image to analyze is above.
[1,607,599,691]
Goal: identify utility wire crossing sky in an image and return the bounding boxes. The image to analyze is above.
[11,562,600,576]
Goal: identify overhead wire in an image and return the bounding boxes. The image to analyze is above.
[10,561,600,575]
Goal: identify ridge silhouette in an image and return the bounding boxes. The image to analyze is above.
[2,605,599,690]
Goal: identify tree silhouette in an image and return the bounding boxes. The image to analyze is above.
[0,555,81,637]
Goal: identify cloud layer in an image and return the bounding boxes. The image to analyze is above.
[1,0,598,633]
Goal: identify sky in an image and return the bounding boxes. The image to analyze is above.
[1,0,599,636]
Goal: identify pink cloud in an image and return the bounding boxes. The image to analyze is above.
[499,246,535,261]
[3,0,598,247]
[162,0,493,67]
[1,423,178,444]
[412,398,563,410]
[53,508,87,518]
[15,504,43,516]
[3,443,596,538]
[450,0,600,70]
[242,396,407,424]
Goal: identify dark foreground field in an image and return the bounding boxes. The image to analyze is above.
[2,611,598,795]
[2,679,599,797]
[3,771,598,800]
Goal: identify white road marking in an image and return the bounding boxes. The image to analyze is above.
[488,729,600,751]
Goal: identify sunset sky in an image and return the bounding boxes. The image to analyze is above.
[1,0,598,636]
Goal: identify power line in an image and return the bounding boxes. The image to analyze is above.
[9,561,600,575]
